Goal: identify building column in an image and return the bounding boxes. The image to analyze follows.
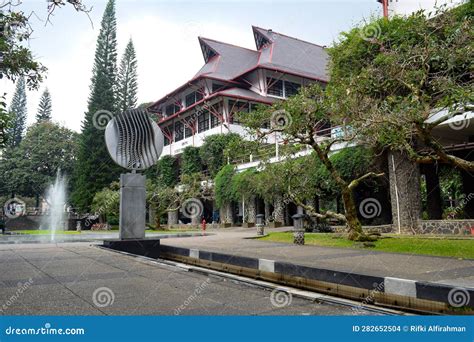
[461,169,474,219]
[273,194,285,225]
[388,151,422,233]
[422,163,443,219]
[264,201,271,224]
[167,209,178,228]
[220,202,234,225]
[247,196,257,224]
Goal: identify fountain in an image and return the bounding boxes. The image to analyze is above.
[40,170,67,241]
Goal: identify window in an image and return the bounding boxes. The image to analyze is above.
[210,113,220,128]
[284,81,300,97]
[185,90,204,107]
[198,110,210,132]
[267,78,284,97]
[174,121,184,142]
[212,83,224,93]
[267,78,301,98]
[228,100,249,124]
[184,117,194,138]
[166,104,180,116]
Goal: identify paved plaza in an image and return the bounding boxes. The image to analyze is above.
[0,242,377,316]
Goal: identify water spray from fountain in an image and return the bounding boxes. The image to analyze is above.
[40,170,67,242]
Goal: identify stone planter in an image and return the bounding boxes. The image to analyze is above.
[242,222,255,228]
[220,223,232,228]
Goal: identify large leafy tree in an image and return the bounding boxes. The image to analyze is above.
[181,146,202,175]
[241,84,383,241]
[0,121,78,204]
[7,76,27,148]
[328,3,473,171]
[117,38,138,113]
[36,88,52,122]
[72,0,122,211]
[199,133,242,177]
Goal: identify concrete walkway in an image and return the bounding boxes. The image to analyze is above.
[161,228,474,288]
[0,243,376,315]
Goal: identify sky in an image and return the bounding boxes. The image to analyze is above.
[1,0,383,132]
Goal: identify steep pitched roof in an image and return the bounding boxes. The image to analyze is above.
[193,37,259,81]
[251,26,329,81]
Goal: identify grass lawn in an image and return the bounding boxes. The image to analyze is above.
[259,232,474,259]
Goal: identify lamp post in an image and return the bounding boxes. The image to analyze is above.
[292,213,305,245]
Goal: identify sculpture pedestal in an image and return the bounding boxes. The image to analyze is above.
[119,173,146,240]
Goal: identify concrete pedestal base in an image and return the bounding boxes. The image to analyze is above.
[256,225,265,236]
[119,173,146,240]
[103,239,160,258]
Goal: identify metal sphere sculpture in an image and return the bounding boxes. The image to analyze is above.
[105,109,164,170]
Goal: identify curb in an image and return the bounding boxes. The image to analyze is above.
[159,244,474,314]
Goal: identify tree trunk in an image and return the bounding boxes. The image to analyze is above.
[341,188,364,241]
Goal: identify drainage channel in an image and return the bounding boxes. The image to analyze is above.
[96,245,411,316]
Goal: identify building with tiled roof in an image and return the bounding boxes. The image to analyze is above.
[148,26,328,156]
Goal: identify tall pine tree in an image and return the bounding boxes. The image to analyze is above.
[72,0,121,211]
[7,77,27,148]
[36,88,52,122]
[117,39,138,112]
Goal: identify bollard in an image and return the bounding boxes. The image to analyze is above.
[292,213,305,245]
[256,214,265,236]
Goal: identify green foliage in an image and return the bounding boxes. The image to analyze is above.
[0,94,11,149]
[181,146,202,175]
[0,121,78,198]
[7,77,27,148]
[36,88,52,122]
[146,155,178,187]
[117,39,138,112]
[214,165,235,207]
[328,3,473,168]
[0,10,46,89]
[199,133,241,176]
[91,186,119,218]
[230,168,257,201]
[72,0,122,211]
